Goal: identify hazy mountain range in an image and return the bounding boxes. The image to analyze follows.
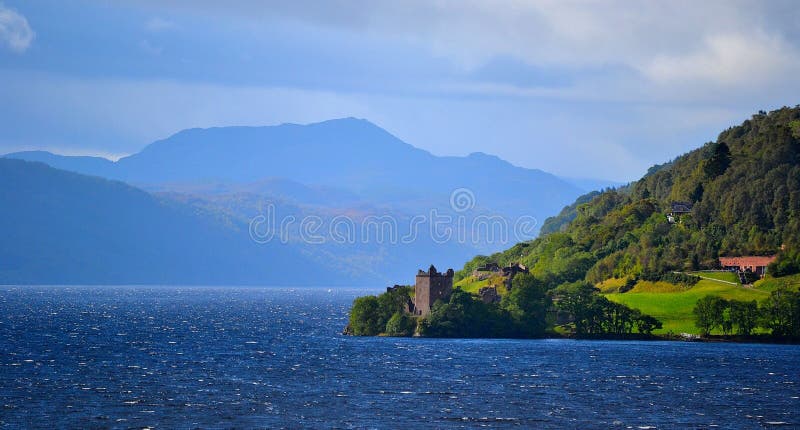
[2,118,608,285]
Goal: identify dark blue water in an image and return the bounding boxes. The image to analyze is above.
[1,286,799,429]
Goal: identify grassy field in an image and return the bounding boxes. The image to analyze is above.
[605,278,772,335]
[754,273,800,292]
[690,270,740,284]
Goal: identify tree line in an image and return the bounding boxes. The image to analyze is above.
[348,274,662,338]
[693,288,800,338]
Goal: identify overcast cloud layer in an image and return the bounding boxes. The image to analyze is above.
[1,0,799,180]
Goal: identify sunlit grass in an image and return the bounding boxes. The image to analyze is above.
[606,279,770,335]
[754,273,800,292]
[596,277,626,293]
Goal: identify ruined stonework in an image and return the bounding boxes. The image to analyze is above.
[502,263,529,289]
[414,265,454,316]
[478,286,500,304]
[474,262,529,289]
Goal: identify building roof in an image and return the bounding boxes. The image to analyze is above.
[670,201,693,213]
[719,256,777,268]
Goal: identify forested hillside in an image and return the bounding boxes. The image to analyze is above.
[459,106,800,285]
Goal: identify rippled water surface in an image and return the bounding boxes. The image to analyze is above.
[1,286,799,429]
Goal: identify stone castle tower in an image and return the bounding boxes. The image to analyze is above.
[414,265,454,317]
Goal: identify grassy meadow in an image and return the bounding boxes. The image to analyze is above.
[603,273,800,335]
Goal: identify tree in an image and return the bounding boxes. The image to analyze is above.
[501,273,550,337]
[729,300,759,336]
[347,286,414,336]
[420,289,513,338]
[552,282,599,335]
[768,250,800,277]
[553,281,660,336]
[636,314,662,335]
[761,288,800,337]
[690,183,704,202]
[703,141,731,179]
[349,296,383,336]
[693,295,728,336]
[377,285,413,317]
[604,300,637,335]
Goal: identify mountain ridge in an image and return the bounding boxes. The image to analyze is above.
[3,117,586,220]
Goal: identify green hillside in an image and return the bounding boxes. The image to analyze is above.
[456,106,800,336]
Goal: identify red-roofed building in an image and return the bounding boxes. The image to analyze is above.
[719,256,777,276]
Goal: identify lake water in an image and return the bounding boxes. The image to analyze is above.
[1,286,799,429]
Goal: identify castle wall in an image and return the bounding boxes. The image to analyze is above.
[414,266,453,316]
[414,275,431,316]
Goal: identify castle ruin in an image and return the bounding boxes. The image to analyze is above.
[413,265,454,317]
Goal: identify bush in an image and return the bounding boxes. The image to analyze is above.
[641,271,700,286]
[660,272,700,286]
[619,277,637,293]
[385,312,416,337]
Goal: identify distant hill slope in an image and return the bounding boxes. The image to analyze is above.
[458,106,800,285]
[0,159,347,285]
[4,118,583,220]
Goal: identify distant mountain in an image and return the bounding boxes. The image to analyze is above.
[6,150,116,177]
[0,158,350,285]
[2,118,593,286]
[4,118,583,220]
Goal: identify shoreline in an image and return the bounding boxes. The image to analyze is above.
[344,329,800,345]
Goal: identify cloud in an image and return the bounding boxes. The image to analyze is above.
[123,0,800,102]
[0,2,34,53]
[643,32,800,86]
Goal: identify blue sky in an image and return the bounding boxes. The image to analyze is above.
[1,1,799,181]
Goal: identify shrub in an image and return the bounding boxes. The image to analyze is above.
[385,312,416,337]
[619,277,637,293]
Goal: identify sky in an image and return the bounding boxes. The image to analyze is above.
[1,1,799,181]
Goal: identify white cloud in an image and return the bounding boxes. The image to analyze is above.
[0,2,34,53]
[643,32,800,86]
